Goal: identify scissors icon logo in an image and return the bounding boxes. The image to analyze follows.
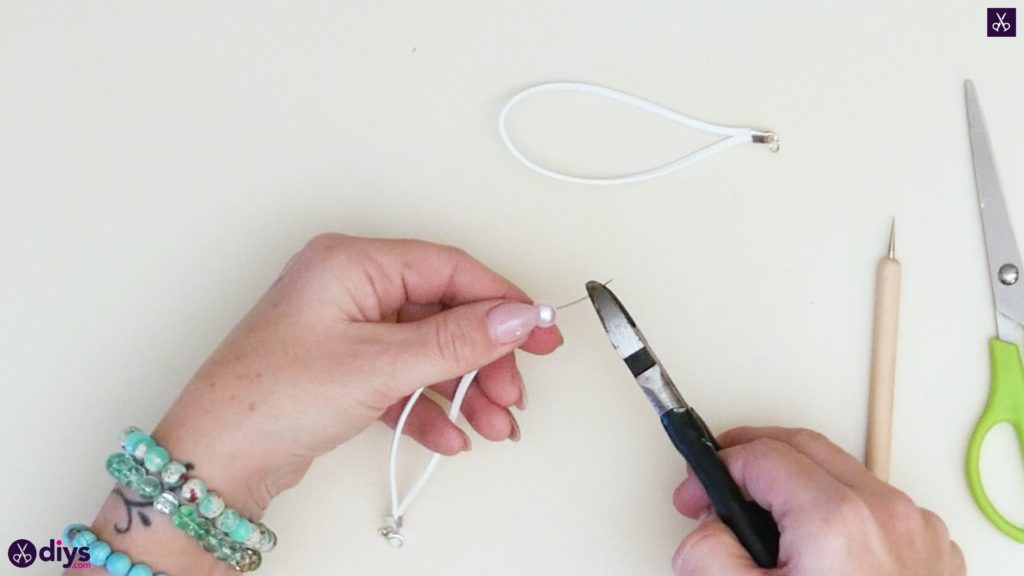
[988,7,1017,36]
[7,539,36,568]
[993,12,1011,31]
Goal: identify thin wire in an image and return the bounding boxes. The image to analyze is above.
[556,279,613,310]
[498,82,775,185]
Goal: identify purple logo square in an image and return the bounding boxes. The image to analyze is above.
[988,8,1016,36]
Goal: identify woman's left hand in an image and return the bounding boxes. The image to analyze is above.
[153,234,563,519]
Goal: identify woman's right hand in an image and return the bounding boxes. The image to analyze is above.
[672,427,965,576]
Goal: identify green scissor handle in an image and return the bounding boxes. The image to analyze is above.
[967,338,1024,542]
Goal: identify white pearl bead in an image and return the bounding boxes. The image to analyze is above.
[534,303,557,328]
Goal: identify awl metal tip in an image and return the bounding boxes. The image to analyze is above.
[888,218,896,259]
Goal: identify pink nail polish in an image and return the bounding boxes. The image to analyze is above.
[515,382,528,410]
[486,302,540,344]
[509,413,521,442]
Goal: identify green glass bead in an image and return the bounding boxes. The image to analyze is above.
[215,508,240,532]
[119,464,146,489]
[186,518,213,541]
[122,430,155,460]
[153,491,179,515]
[172,504,198,530]
[212,539,236,561]
[171,513,189,531]
[106,453,134,478]
[201,533,222,554]
[135,475,162,500]
[142,446,170,473]
[178,503,197,519]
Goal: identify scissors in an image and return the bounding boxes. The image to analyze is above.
[586,281,780,567]
[993,12,1012,33]
[11,541,34,565]
[965,79,1024,542]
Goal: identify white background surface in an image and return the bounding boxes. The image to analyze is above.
[2,1,1023,574]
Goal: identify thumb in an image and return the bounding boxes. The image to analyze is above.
[386,300,544,389]
[673,512,766,576]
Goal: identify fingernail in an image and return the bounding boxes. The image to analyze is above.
[508,413,521,442]
[696,508,713,526]
[515,382,528,410]
[460,429,473,452]
[486,302,539,344]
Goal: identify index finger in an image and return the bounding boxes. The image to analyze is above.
[333,235,530,307]
[718,427,883,493]
[676,438,853,530]
[304,234,563,351]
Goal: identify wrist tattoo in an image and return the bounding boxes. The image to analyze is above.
[111,487,153,533]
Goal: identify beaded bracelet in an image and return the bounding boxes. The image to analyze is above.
[105,427,275,572]
[63,524,168,576]
[120,426,277,553]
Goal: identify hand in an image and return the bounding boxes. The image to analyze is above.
[153,234,562,518]
[672,427,964,576]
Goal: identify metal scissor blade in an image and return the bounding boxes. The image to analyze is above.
[586,281,686,413]
[966,80,1024,335]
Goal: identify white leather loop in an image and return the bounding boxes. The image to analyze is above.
[499,81,775,185]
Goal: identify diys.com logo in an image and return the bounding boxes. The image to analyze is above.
[7,537,92,569]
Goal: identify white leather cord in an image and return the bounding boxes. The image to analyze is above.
[380,303,556,547]
[380,370,477,548]
[498,82,778,185]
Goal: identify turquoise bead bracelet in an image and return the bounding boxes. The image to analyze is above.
[106,451,266,571]
[107,427,276,572]
[63,524,168,576]
[118,426,277,552]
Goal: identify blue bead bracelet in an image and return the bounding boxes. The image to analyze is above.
[63,524,168,576]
